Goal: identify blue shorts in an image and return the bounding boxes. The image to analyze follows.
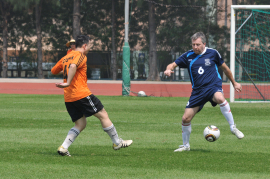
[186,86,223,112]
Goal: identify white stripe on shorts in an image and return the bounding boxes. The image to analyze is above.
[87,96,97,112]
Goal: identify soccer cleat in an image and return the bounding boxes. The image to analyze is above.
[174,145,190,152]
[231,125,244,139]
[57,146,71,156]
[113,138,133,150]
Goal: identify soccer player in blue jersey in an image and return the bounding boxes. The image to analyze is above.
[164,32,244,152]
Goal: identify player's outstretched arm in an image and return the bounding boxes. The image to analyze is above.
[53,71,63,75]
[51,59,63,75]
[220,63,242,92]
[164,62,177,77]
[56,64,77,88]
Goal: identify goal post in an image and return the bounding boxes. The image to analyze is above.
[230,5,270,103]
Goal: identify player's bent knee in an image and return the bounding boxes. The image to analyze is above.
[182,116,191,123]
[216,98,226,104]
[98,108,108,117]
[74,117,87,131]
[75,123,86,132]
[213,92,225,104]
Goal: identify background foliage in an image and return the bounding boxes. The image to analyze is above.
[0,0,269,79]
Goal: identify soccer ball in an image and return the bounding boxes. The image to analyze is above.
[203,125,220,142]
[138,91,146,97]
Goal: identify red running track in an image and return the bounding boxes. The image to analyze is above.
[0,78,231,98]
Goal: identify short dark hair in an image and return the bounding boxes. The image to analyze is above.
[75,35,91,48]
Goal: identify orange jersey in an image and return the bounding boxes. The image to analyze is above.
[67,49,73,54]
[51,51,91,102]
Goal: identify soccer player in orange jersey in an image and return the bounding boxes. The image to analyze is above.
[51,35,132,156]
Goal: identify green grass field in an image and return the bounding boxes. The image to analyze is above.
[0,94,269,178]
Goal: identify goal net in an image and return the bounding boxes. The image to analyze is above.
[230,5,270,102]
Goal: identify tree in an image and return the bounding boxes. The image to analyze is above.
[8,8,35,77]
[236,0,269,4]
[111,0,117,80]
[35,0,43,78]
[147,2,160,81]
[42,0,73,62]
[6,0,44,78]
[80,0,126,79]
[80,0,113,79]
[0,0,12,78]
[133,0,208,80]
[73,0,81,39]
[7,0,67,78]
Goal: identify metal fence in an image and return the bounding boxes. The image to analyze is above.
[1,50,229,82]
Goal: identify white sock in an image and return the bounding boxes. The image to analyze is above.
[182,122,191,147]
[62,127,80,149]
[103,124,120,145]
[219,100,235,131]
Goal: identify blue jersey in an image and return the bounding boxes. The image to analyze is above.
[175,47,224,90]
